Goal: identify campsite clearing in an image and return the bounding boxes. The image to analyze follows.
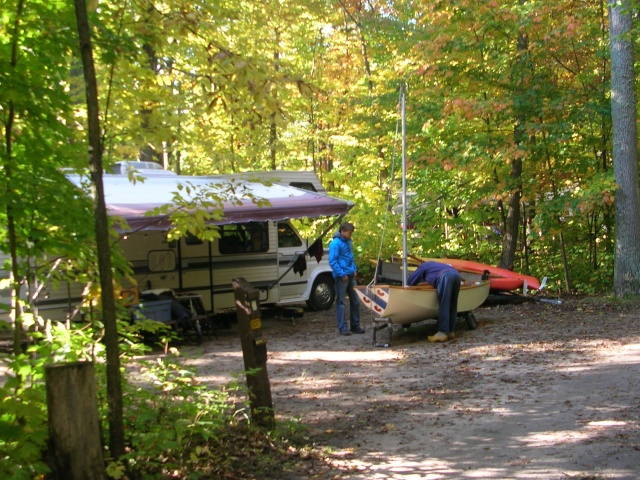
[177,296,640,479]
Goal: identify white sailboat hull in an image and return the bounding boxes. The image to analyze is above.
[354,281,490,325]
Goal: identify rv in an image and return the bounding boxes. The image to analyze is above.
[216,170,326,195]
[1,172,353,322]
[113,163,326,194]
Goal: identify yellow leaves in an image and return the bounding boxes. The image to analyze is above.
[157,75,174,87]
[329,134,359,147]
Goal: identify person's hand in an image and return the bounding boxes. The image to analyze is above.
[342,275,348,282]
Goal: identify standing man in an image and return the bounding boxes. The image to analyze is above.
[407,261,461,342]
[329,222,363,336]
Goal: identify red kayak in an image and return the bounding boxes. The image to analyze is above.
[418,257,541,291]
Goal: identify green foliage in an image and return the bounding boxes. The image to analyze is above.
[0,368,49,480]
[2,0,623,295]
[0,303,316,479]
[1,0,638,477]
[0,314,244,479]
[117,351,239,478]
[0,316,102,480]
[324,0,616,295]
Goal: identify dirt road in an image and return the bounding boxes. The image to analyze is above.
[180,297,640,479]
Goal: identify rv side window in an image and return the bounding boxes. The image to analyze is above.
[278,222,303,248]
[185,232,203,245]
[219,222,269,254]
[148,250,176,272]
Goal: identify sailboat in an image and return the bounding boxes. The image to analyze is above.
[354,86,490,342]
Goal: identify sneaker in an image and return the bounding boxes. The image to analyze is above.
[350,327,365,334]
[427,332,449,343]
[447,332,456,340]
[340,330,351,336]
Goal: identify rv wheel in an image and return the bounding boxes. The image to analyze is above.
[306,274,335,311]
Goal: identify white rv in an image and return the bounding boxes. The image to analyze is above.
[113,163,326,194]
[1,171,353,322]
[216,170,326,195]
[122,219,333,315]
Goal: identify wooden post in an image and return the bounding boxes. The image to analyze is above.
[232,277,275,428]
[45,361,105,480]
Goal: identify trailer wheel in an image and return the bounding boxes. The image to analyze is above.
[465,312,477,330]
[306,274,335,311]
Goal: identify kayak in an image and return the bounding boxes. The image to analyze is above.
[418,257,541,291]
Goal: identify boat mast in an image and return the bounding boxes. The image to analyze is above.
[401,84,408,287]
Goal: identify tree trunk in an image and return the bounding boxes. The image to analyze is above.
[499,17,527,270]
[73,0,125,457]
[5,0,25,355]
[45,362,105,480]
[140,43,161,164]
[499,158,521,270]
[521,202,530,272]
[560,231,571,293]
[609,1,640,296]
[269,30,280,171]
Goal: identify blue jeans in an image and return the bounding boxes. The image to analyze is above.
[335,274,361,333]
[435,270,461,333]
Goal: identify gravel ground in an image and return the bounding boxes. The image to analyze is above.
[175,296,640,479]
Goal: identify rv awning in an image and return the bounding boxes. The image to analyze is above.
[67,174,354,232]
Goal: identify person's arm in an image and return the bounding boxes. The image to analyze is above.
[329,241,346,278]
[407,263,431,286]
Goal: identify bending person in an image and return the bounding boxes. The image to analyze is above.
[407,261,461,342]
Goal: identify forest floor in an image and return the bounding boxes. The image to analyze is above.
[3,295,638,479]
[173,295,640,480]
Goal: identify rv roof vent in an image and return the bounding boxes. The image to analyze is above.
[113,161,176,176]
